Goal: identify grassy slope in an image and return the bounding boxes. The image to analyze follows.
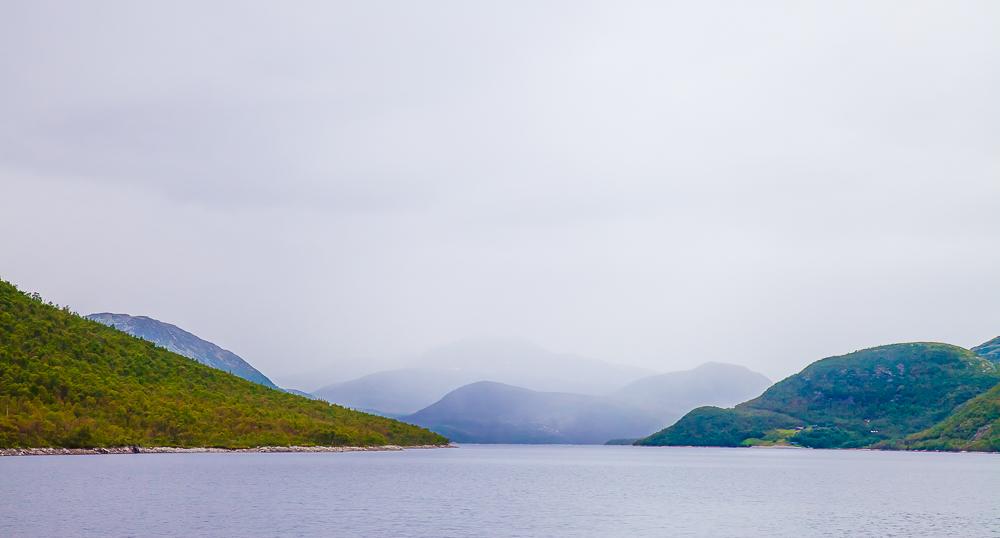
[0,280,447,448]
[637,343,1000,449]
[894,383,1000,452]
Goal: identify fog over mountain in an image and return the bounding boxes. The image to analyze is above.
[405,382,665,445]
[611,363,772,415]
[313,339,652,415]
[414,339,652,395]
[2,2,998,383]
[403,359,772,444]
[314,368,483,417]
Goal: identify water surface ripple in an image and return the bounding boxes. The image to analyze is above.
[1,445,998,537]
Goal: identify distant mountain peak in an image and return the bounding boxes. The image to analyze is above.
[404,380,666,444]
[972,336,1000,362]
[397,361,776,444]
[86,312,278,389]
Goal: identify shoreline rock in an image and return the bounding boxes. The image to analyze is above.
[0,444,454,457]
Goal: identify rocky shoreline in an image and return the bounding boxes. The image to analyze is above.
[0,444,453,457]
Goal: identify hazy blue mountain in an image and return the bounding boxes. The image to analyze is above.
[414,338,654,395]
[403,381,665,444]
[313,368,484,416]
[313,338,655,416]
[972,336,1000,362]
[400,361,773,444]
[611,362,772,415]
[86,313,278,389]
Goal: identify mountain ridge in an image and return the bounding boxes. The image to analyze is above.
[972,336,1000,362]
[313,338,657,415]
[86,312,278,389]
[402,362,773,444]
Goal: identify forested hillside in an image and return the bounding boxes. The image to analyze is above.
[891,382,1000,451]
[637,343,1000,449]
[0,280,446,448]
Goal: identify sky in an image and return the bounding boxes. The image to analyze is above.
[1,1,998,389]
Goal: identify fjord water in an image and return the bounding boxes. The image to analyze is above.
[1,446,997,537]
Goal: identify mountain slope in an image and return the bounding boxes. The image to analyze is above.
[404,381,665,444]
[894,383,1000,452]
[893,336,1000,452]
[637,343,1000,449]
[86,313,277,389]
[313,368,483,416]
[638,406,801,447]
[0,280,446,448]
[972,336,1000,362]
[611,362,771,415]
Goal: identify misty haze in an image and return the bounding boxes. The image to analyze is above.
[2,2,999,537]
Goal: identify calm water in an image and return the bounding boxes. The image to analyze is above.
[1,445,998,537]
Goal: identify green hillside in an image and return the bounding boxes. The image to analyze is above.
[637,343,1000,449]
[891,383,1000,452]
[638,406,800,447]
[0,280,447,448]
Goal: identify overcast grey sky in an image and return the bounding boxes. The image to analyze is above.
[2,1,998,387]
